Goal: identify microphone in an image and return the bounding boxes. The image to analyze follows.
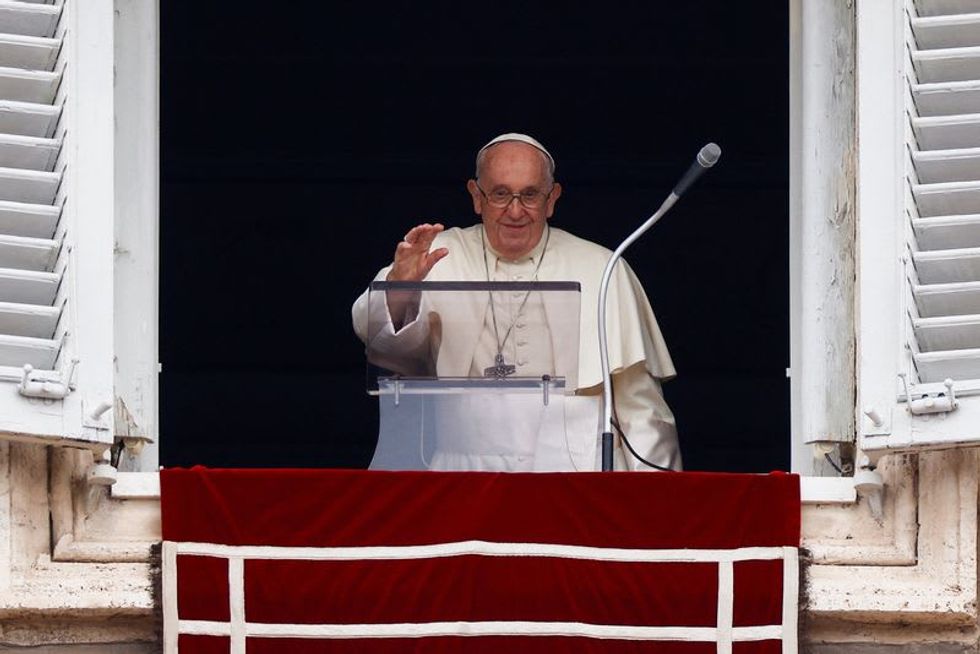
[596,142,722,471]
[672,143,722,198]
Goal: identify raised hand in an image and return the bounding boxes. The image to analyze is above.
[386,223,449,282]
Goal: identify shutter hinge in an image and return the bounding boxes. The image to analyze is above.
[899,373,958,416]
[18,360,77,400]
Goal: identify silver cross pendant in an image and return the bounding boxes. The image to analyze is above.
[484,353,516,379]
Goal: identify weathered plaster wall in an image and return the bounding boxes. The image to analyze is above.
[0,442,158,648]
[807,644,978,654]
[804,449,980,651]
[0,645,156,653]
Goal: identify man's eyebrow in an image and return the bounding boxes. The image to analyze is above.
[489,184,545,192]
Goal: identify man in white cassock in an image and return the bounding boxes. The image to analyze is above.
[352,133,680,471]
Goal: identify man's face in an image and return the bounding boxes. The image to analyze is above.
[466,142,562,260]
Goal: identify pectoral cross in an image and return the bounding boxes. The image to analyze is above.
[484,353,516,379]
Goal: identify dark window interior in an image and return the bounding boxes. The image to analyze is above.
[161,3,789,472]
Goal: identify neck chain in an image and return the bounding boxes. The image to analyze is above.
[480,225,551,378]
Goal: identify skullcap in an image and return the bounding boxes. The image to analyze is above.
[476,133,555,176]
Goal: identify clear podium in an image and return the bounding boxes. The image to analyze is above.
[364,281,581,471]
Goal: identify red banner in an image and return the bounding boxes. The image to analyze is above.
[162,469,800,653]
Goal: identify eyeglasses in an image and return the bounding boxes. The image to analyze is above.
[475,182,553,209]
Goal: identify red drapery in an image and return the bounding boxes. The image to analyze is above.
[161,469,800,653]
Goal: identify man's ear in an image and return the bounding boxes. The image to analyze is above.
[466,179,483,215]
[545,182,562,218]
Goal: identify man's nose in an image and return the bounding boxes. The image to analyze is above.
[505,196,525,218]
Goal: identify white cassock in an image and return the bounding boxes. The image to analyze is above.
[352,224,681,471]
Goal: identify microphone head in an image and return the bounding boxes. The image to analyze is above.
[697,143,722,167]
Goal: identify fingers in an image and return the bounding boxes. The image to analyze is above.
[403,223,443,242]
[388,225,448,282]
[393,224,439,261]
[394,223,444,263]
[421,247,449,275]
[403,223,444,247]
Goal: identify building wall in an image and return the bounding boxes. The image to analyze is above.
[0,442,158,648]
[804,449,980,650]
[1,443,978,650]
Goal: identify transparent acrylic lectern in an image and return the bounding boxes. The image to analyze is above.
[365,281,581,471]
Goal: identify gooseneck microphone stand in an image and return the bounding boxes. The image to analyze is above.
[598,143,722,471]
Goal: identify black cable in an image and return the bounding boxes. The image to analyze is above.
[823,452,844,475]
[109,440,123,468]
[607,373,675,472]
[611,417,674,472]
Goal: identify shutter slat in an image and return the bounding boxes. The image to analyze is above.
[0,266,58,305]
[914,80,980,116]
[0,233,56,270]
[0,300,56,337]
[0,331,56,368]
[0,166,58,204]
[0,65,58,104]
[0,133,57,170]
[0,99,57,137]
[0,1,59,38]
[913,13,980,49]
[914,313,980,350]
[914,214,980,249]
[912,113,980,149]
[0,199,57,237]
[914,348,980,381]
[915,281,980,317]
[914,180,980,215]
[912,147,980,183]
[915,0,980,17]
[0,33,58,71]
[913,46,980,83]
[913,246,980,283]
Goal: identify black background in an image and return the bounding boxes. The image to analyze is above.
[160,3,789,472]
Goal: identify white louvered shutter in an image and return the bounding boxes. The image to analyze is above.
[908,2,980,386]
[858,0,980,454]
[0,0,114,451]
